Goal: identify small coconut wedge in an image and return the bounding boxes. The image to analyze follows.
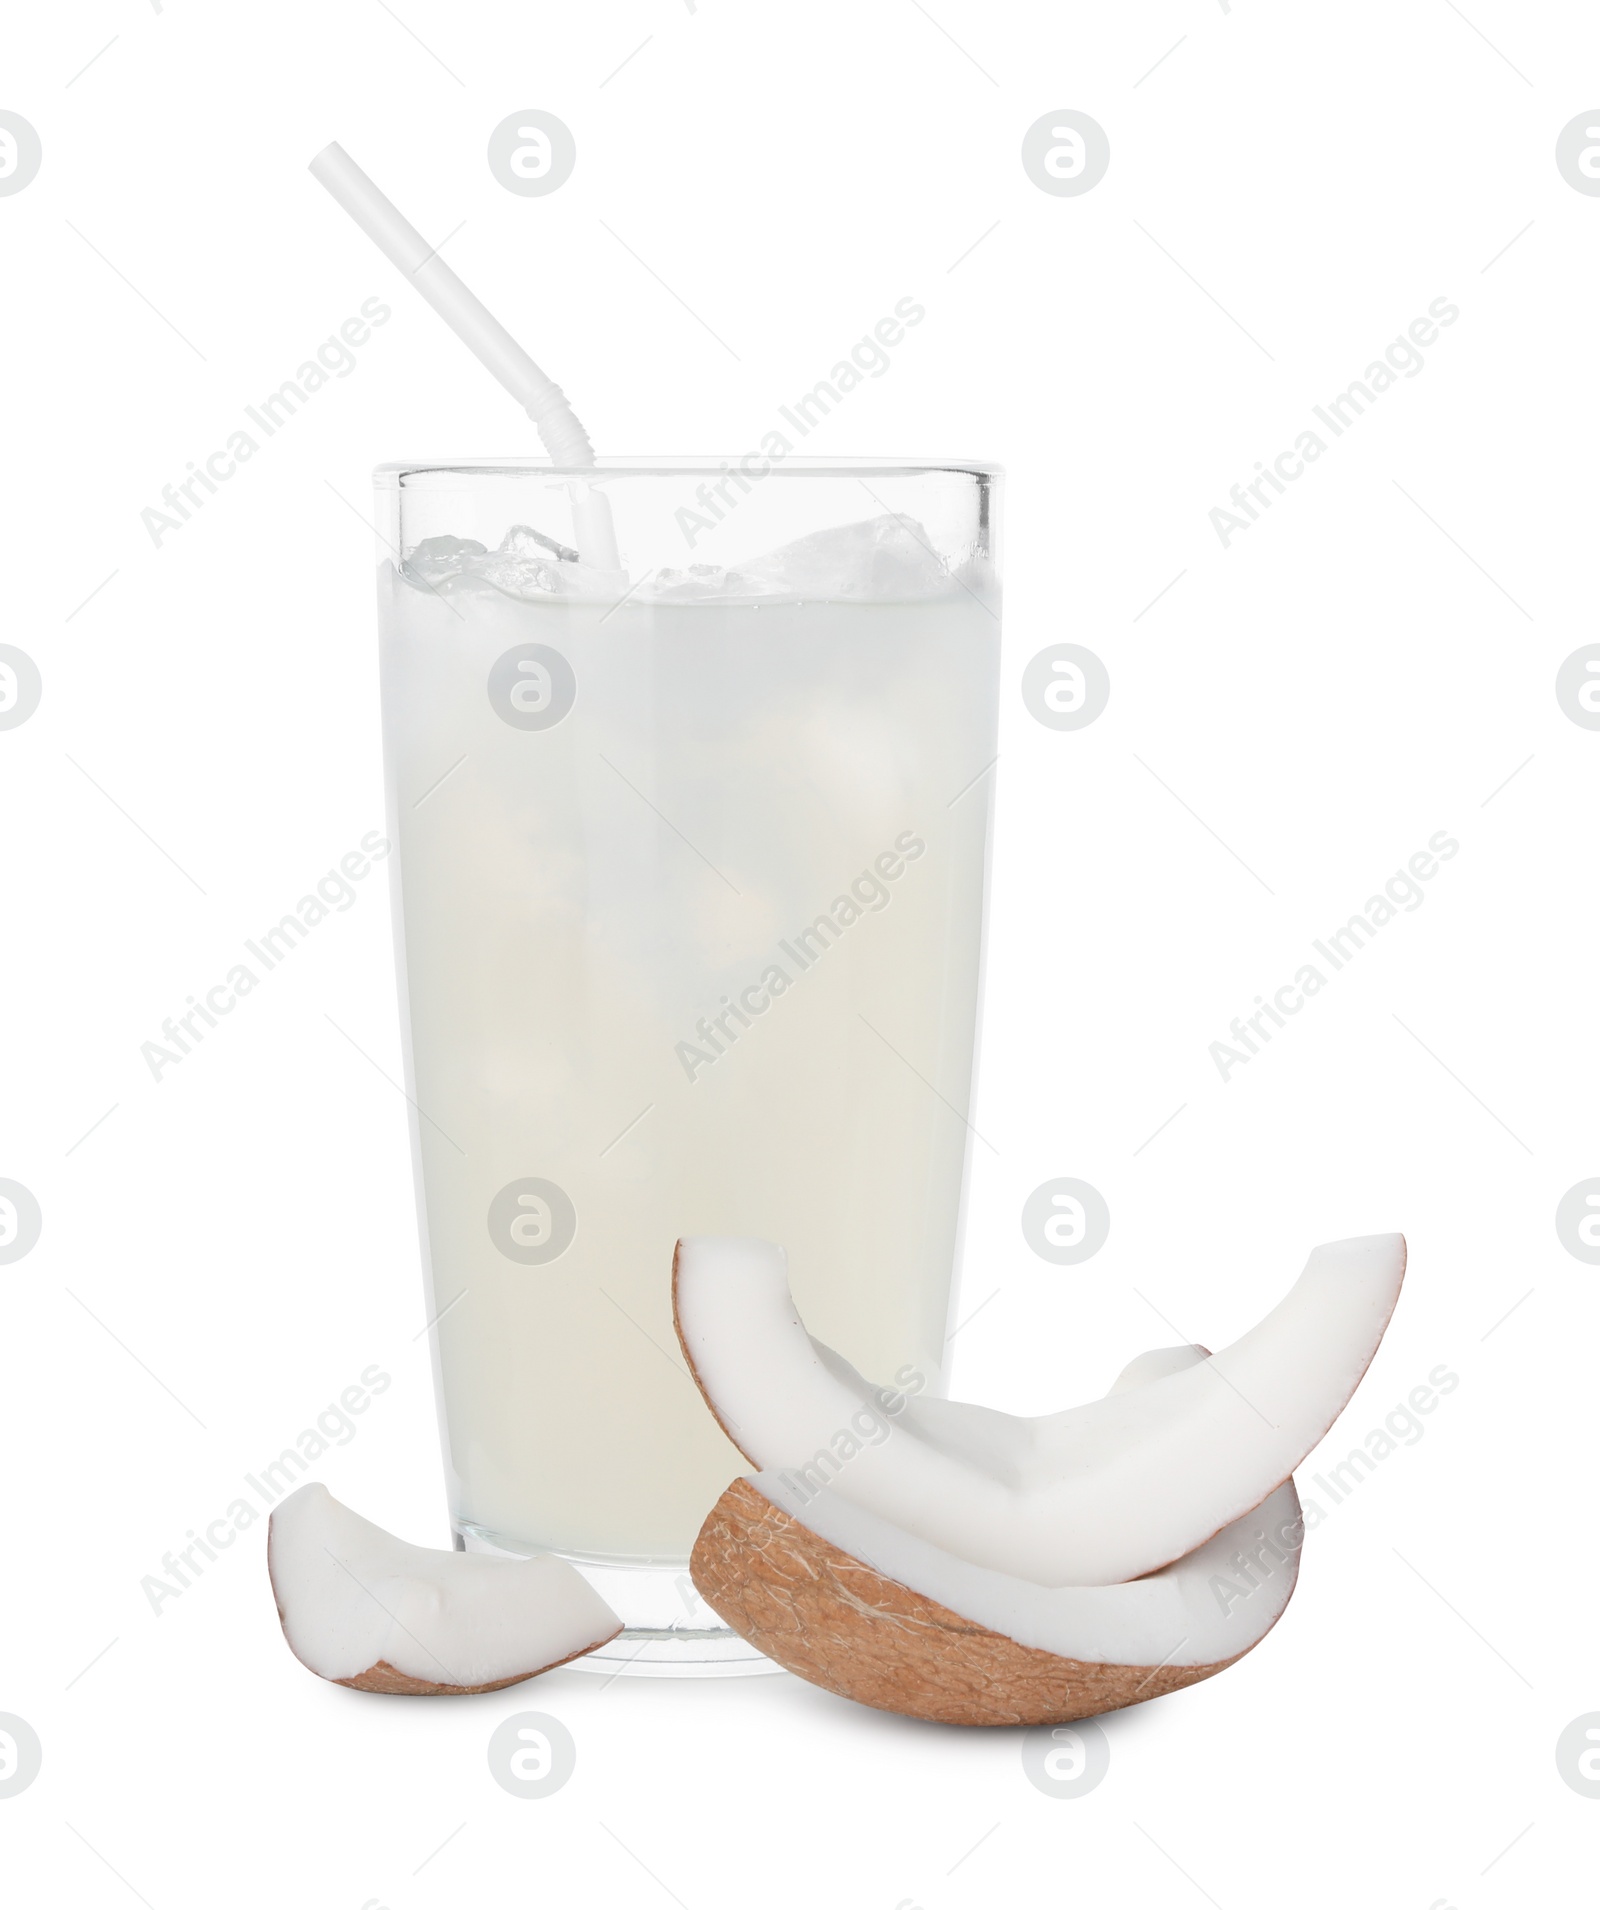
[268,1484,621,1694]
[692,1472,1303,1726]
[674,1231,1404,1587]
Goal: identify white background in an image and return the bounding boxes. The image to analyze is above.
[2,2,1596,1904]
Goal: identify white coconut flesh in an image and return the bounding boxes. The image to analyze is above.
[268,1484,621,1692]
[674,1231,1405,1588]
[741,1348,1302,1666]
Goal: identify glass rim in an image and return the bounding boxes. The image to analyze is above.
[375,457,1002,488]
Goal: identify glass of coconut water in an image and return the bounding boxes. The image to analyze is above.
[375,459,1000,1671]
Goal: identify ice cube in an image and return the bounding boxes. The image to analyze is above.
[400,524,590,600]
[401,535,487,588]
[647,562,756,601]
[644,515,955,603]
[739,514,952,600]
[500,523,580,564]
[460,523,616,600]
[476,548,565,598]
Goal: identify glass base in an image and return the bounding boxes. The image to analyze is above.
[454,1521,785,1678]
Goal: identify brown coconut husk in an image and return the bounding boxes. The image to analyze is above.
[692,1477,1260,1727]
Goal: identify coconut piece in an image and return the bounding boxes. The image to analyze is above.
[692,1474,1303,1726]
[673,1231,1404,1587]
[267,1484,621,1694]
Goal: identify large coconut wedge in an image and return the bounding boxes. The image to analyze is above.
[692,1346,1304,1725]
[674,1232,1404,1587]
[268,1484,622,1694]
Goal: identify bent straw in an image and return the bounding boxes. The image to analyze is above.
[308,141,619,568]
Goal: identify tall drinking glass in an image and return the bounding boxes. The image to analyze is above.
[375,460,1000,1670]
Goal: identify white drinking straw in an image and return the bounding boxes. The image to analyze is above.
[308,141,619,569]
